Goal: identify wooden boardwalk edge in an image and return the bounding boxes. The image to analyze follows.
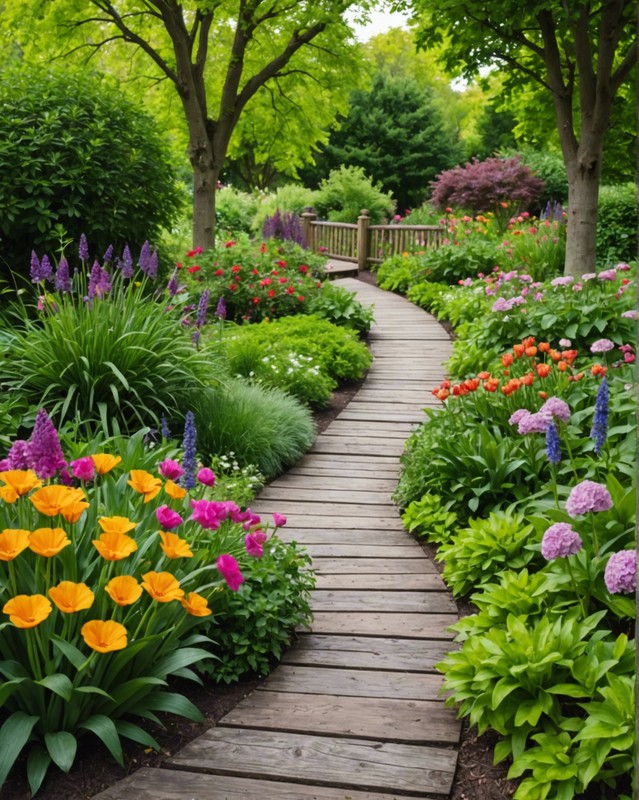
[93,277,459,800]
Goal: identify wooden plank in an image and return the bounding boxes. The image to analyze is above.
[326,419,417,431]
[91,768,425,800]
[255,516,406,531]
[314,572,444,590]
[319,427,413,440]
[220,691,459,744]
[252,501,399,518]
[310,441,405,457]
[308,612,457,639]
[258,486,394,504]
[270,475,399,492]
[310,590,456,614]
[335,410,426,424]
[278,529,416,546]
[353,392,430,405]
[303,543,425,556]
[166,728,457,796]
[260,665,445,700]
[293,455,401,469]
[312,557,436,574]
[286,466,400,480]
[284,634,451,672]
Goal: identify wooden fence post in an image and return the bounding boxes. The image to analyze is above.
[357,209,370,273]
[301,207,317,251]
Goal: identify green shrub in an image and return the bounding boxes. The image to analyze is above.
[401,492,458,544]
[406,281,450,312]
[200,537,315,682]
[306,283,375,335]
[314,165,395,224]
[419,239,503,284]
[195,379,315,479]
[501,148,568,207]
[596,183,637,263]
[252,185,318,234]
[216,186,260,235]
[0,64,182,280]
[376,255,424,293]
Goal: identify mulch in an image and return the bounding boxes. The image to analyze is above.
[3,272,514,799]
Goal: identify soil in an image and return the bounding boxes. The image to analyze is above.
[3,272,512,799]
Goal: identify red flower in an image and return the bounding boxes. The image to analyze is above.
[278,277,288,284]
[536,363,552,378]
[231,265,241,274]
[267,290,276,298]
[224,241,235,248]
[501,353,513,367]
[277,260,286,267]
[230,283,238,291]
[260,278,272,286]
[297,295,304,302]
[259,243,267,253]
[286,286,295,294]
[299,265,308,273]
[214,269,224,276]
[186,247,203,257]
[187,265,201,274]
[176,262,183,269]
[252,297,260,304]
[252,268,259,275]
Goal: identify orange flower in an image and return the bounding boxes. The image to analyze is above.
[181,591,212,617]
[561,349,578,365]
[49,581,95,613]
[164,480,187,500]
[29,528,71,557]
[522,336,535,348]
[104,576,143,606]
[536,363,552,378]
[483,378,499,392]
[557,361,568,372]
[538,391,548,399]
[549,349,562,362]
[520,373,535,386]
[128,470,162,503]
[0,529,31,561]
[538,342,550,353]
[61,495,90,523]
[464,379,480,391]
[524,346,537,357]
[477,371,491,380]
[98,516,137,535]
[93,531,138,561]
[513,344,525,358]
[91,454,122,475]
[501,353,513,367]
[3,594,52,628]
[591,363,607,376]
[159,531,193,559]
[81,620,128,653]
[30,485,87,517]
[436,388,449,401]
[0,470,41,503]
[141,571,184,602]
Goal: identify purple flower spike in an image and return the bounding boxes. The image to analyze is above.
[541,522,582,560]
[40,255,53,283]
[545,422,561,465]
[167,270,179,297]
[87,260,102,299]
[566,480,613,517]
[604,550,636,594]
[147,250,158,279]
[79,234,90,261]
[590,377,609,455]
[121,245,134,278]
[55,258,72,293]
[138,241,151,273]
[214,296,227,320]
[28,409,66,479]
[160,416,171,440]
[6,440,31,470]
[196,289,210,329]
[30,251,42,283]
[181,411,197,489]
[103,245,114,263]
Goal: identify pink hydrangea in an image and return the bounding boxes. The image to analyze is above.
[590,339,614,353]
[158,459,184,480]
[540,397,571,423]
[217,554,244,591]
[615,262,630,272]
[559,338,572,348]
[566,480,612,517]
[604,550,636,594]
[156,505,183,530]
[622,310,638,319]
[551,276,574,286]
[492,297,514,312]
[541,523,582,560]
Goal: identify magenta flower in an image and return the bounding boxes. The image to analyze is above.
[190,499,228,530]
[156,505,183,530]
[217,554,244,591]
[541,523,582,560]
[590,339,614,353]
[71,456,95,482]
[197,468,216,487]
[273,513,287,528]
[245,534,264,558]
[604,550,636,594]
[28,409,66,479]
[6,440,31,470]
[252,530,267,545]
[491,297,514,312]
[540,397,571,423]
[158,459,184,480]
[566,480,613,517]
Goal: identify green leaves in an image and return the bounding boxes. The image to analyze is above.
[0,712,39,788]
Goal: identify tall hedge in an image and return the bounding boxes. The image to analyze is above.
[0,65,182,278]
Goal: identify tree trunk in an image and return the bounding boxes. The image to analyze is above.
[563,157,602,277]
[192,159,219,250]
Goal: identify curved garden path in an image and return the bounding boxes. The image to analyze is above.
[95,278,459,800]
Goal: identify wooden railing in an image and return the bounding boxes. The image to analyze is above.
[302,208,445,271]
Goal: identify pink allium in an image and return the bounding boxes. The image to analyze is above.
[621,310,638,319]
[541,523,582,560]
[245,533,264,558]
[158,459,184,480]
[197,467,216,487]
[597,269,617,281]
[190,498,229,530]
[217,554,244,591]
[273,513,287,528]
[604,550,636,594]
[582,273,596,281]
[615,262,631,272]
[156,505,183,530]
[590,339,614,353]
[509,409,530,426]
[551,276,574,286]
[566,480,613,517]
[518,410,552,434]
[558,338,572,348]
[540,397,571,423]
[71,456,95,482]
[28,409,66,479]
[491,297,513,312]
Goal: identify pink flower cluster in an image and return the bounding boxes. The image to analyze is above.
[604,550,636,594]
[190,499,260,530]
[541,523,582,560]
[566,480,612,517]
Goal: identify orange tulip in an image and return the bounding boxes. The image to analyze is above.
[524,346,538,357]
[501,353,514,367]
[81,620,128,653]
[591,364,607,376]
[513,344,525,358]
[29,528,71,557]
[141,571,185,603]
[104,576,143,606]
[536,363,552,378]
[3,594,52,628]
[464,379,480,391]
[49,581,95,613]
[30,485,87,517]
[436,388,449,401]
[477,371,491,380]
[93,531,138,561]
[549,349,562,362]
[98,516,137,535]
[538,342,550,352]
[520,373,535,386]
[557,361,568,372]
[181,592,212,617]
[164,480,187,500]
[538,391,548,399]
[483,378,499,392]
[90,454,122,475]
[0,470,41,503]
[522,336,535,348]
[0,529,31,561]
[128,470,162,503]
[159,531,193,559]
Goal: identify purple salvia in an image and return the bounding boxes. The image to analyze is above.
[96,267,112,297]
[103,245,114,263]
[30,251,42,283]
[167,270,179,297]
[181,411,197,489]
[121,245,134,278]
[191,330,201,348]
[214,296,227,320]
[545,422,561,465]
[28,409,67,479]
[590,377,609,455]
[87,260,102,299]
[40,254,53,283]
[147,249,158,279]
[6,439,31,470]
[138,241,151,273]
[54,257,72,293]
[196,289,210,328]
[160,416,171,440]
[79,233,90,261]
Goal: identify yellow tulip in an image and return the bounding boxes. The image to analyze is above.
[81,620,128,653]
[49,581,95,613]
[3,594,52,628]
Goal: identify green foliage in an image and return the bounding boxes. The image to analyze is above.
[314,166,395,224]
[501,148,568,207]
[251,185,318,235]
[401,492,458,544]
[0,64,182,279]
[205,452,265,509]
[437,510,540,596]
[419,239,503,284]
[376,255,425,293]
[305,283,375,335]
[406,281,450,312]
[195,379,315,480]
[596,183,637,264]
[216,187,261,235]
[200,537,315,682]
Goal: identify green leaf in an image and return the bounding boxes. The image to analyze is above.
[27,745,52,797]
[45,731,77,773]
[51,635,86,670]
[73,686,114,701]
[0,711,39,787]
[144,692,205,722]
[79,714,124,766]
[114,720,160,751]
[36,673,74,702]
[148,647,213,679]
[0,678,27,707]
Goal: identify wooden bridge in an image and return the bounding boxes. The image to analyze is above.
[95,278,459,800]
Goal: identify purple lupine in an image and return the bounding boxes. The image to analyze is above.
[196,289,210,329]
[160,416,171,440]
[28,409,67,479]
[30,251,42,283]
[87,260,102,299]
[96,267,112,296]
[214,296,227,320]
[147,250,158,279]
[545,422,561,464]
[590,377,609,455]
[191,330,201,348]
[6,439,31,470]
[121,245,134,278]
[167,270,179,297]
[54,257,72,293]
[138,241,151,273]
[103,245,114,263]
[181,411,197,489]
[40,255,53,283]
[79,234,90,261]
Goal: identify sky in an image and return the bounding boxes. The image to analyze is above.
[347,9,411,41]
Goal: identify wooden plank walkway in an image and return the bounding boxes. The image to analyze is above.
[94,277,458,800]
